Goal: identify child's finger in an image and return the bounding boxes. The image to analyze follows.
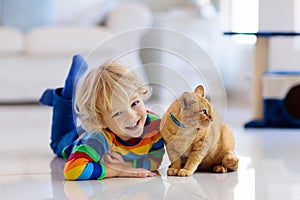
[105,154,119,164]
[101,154,111,164]
[109,151,123,161]
[131,169,156,177]
[132,171,156,178]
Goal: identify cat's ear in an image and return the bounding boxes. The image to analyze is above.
[194,85,204,97]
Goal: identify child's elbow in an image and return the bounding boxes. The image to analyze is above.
[64,167,81,181]
[63,161,86,181]
[64,173,77,181]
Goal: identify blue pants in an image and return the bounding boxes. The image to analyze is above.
[50,88,83,157]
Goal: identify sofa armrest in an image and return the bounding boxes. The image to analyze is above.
[26,26,113,56]
[106,2,153,32]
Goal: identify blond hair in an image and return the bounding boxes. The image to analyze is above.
[74,61,148,133]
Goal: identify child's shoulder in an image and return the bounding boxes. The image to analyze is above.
[77,131,108,145]
[146,110,160,120]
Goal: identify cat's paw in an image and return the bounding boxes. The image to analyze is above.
[213,165,228,173]
[222,153,239,171]
[177,169,194,177]
[167,168,180,176]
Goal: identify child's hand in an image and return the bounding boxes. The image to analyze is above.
[101,151,156,178]
[117,166,156,178]
[101,151,131,167]
[106,163,156,178]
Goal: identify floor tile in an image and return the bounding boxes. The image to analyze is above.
[1,98,300,200]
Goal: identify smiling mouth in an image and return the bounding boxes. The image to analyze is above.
[125,119,140,130]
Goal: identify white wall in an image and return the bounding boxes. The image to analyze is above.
[259,0,294,32]
[259,0,300,70]
[221,0,300,71]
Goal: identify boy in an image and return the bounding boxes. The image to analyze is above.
[40,55,165,180]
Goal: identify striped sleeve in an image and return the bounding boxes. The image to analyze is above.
[149,135,165,170]
[135,132,165,171]
[63,133,109,181]
[134,112,165,171]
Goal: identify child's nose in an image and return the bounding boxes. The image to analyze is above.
[127,109,137,120]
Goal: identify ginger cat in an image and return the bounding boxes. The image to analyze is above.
[160,85,238,176]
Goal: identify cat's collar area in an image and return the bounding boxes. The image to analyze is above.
[169,112,186,128]
[169,112,201,131]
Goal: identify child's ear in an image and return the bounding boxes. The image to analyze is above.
[97,115,107,129]
[194,85,204,97]
[101,124,108,130]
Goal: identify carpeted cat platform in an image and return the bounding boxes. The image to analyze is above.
[223,32,300,128]
[245,71,300,128]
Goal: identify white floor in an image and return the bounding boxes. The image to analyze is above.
[1,96,300,200]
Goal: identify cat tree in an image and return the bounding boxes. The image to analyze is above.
[224,0,300,128]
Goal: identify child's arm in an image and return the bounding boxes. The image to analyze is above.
[134,137,165,171]
[106,163,156,178]
[64,155,155,180]
[63,142,155,180]
[102,135,165,172]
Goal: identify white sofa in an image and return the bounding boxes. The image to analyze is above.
[0,2,152,103]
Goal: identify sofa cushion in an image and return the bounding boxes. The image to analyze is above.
[106,2,153,32]
[26,26,113,55]
[53,0,117,25]
[0,27,24,54]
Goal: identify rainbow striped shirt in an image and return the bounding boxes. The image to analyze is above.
[62,111,165,180]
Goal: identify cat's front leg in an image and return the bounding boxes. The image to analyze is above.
[178,151,202,176]
[166,146,182,176]
[168,158,182,176]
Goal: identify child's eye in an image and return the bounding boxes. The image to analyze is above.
[200,109,207,115]
[131,101,140,107]
[112,111,122,118]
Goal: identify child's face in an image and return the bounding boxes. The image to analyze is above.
[102,91,147,141]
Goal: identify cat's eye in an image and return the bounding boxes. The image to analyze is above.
[200,109,207,115]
